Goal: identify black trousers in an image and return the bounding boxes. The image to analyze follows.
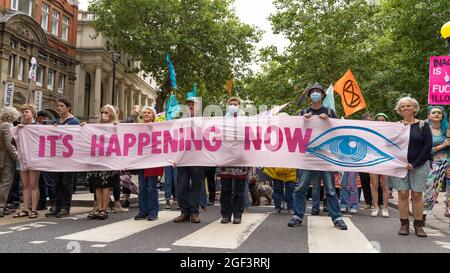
[54,172,76,212]
[204,167,216,202]
[220,178,245,219]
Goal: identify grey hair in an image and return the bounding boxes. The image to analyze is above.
[395,96,420,116]
[0,107,21,123]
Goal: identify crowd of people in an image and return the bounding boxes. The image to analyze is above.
[0,83,449,239]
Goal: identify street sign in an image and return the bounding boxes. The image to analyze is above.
[3,82,14,107]
[428,56,450,105]
[34,90,42,111]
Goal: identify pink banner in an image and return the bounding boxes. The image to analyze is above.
[11,116,410,177]
[429,56,450,105]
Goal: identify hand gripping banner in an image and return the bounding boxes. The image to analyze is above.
[11,116,410,178]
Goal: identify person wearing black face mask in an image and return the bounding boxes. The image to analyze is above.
[288,84,348,230]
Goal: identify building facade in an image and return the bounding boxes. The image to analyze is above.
[0,0,78,118]
[74,11,157,122]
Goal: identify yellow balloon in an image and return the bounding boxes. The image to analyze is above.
[441,21,450,39]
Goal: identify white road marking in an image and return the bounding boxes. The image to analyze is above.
[434,241,450,249]
[0,231,13,235]
[90,244,107,248]
[308,216,378,253]
[29,241,46,244]
[55,211,179,243]
[172,213,268,249]
[155,247,171,252]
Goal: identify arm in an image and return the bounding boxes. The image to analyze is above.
[412,123,433,168]
[3,123,18,161]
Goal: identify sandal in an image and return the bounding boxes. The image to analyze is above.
[29,211,39,219]
[98,210,108,220]
[87,210,100,220]
[13,210,29,218]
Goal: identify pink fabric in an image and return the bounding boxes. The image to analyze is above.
[11,116,410,177]
[429,56,450,104]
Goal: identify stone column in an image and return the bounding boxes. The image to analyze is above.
[107,73,113,105]
[91,64,102,121]
[137,91,142,106]
[73,64,85,117]
[119,81,125,113]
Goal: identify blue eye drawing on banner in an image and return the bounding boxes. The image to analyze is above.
[306,126,400,167]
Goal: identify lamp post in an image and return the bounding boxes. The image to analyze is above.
[111,51,121,106]
[442,21,450,55]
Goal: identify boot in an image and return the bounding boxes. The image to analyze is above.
[398,219,409,236]
[113,201,129,213]
[413,220,427,237]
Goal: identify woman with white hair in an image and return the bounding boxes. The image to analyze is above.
[0,107,20,217]
[390,97,432,237]
[86,105,121,220]
[134,106,163,221]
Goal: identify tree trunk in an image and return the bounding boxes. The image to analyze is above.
[155,79,171,113]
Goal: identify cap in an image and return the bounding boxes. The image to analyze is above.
[306,83,326,99]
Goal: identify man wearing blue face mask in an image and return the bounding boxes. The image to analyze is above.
[288,83,348,230]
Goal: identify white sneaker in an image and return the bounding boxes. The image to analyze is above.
[381,208,389,218]
[371,208,379,217]
[349,208,357,214]
[340,207,347,213]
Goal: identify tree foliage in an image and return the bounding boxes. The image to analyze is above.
[241,0,450,119]
[89,0,261,112]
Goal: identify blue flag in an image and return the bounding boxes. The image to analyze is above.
[166,53,177,89]
[166,93,180,120]
[186,83,197,99]
[322,84,336,112]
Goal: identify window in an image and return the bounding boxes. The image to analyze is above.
[41,3,49,31]
[18,57,26,81]
[20,43,27,53]
[58,74,65,92]
[36,65,44,87]
[62,16,69,41]
[10,40,17,49]
[47,69,55,90]
[21,0,32,16]
[52,10,59,36]
[11,0,18,10]
[8,54,16,78]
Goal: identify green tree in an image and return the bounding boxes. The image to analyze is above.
[89,0,261,112]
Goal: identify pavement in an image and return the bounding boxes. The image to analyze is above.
[388,190,449,235]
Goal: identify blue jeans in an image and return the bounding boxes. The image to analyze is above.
[177,167,204,216]
[164,166,177,200]
[293,170,342,222]
[138,170,159,218]
[312,178,321,212]
[273,180,295,210]
[340,172,359,210]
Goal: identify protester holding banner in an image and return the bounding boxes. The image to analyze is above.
[288,83,348,230]
[390,97,432,237]
[370,113,390,218]
[218,97,249,224]
[134,106,162,221]
[13,104,40,219]
[0,107,20,217]
[423,106,449,224]
[45,98,80,218]
[85,105,121,220]
[174,96,204,224]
